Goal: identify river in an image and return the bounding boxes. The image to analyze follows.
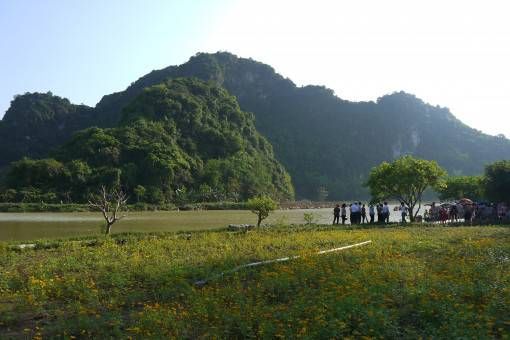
[0,204,425,241]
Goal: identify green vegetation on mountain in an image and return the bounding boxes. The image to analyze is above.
[2,52,510,199]
[0,92,93,166]
[91,52,510,199]
[1,79,293,203]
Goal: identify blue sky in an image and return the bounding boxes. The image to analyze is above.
[1,0,510,136]
[0,0,232,112]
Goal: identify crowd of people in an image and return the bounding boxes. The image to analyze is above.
[424,201,510,224]
[333,201,400,225]
[332,200,510,225]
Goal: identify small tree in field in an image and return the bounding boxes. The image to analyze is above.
[366,156,447,222]
[247,195,278,227]
[88,186,128,235]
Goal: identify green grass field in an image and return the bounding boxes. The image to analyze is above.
[1,225,509,338]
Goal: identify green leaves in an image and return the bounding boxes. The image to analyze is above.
[247,195,278,227]
[436,176,484,201]
[366,156,447,220]
[2,79,294,204]
[484,160,510,203]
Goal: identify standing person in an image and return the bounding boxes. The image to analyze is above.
[358,202,363,224]
[333,204,340,225]
[399,202,407,224]
[450,204,458,223]
[382,202,390,224]
[349,204,354,224]
[377,203,383,223]
[341,203,347,225]
[350,202,358,224]
[369,204,375,223]
[361,204,367,224]
[464,203,474,225]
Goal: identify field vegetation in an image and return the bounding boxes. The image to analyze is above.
[1,224,508,338]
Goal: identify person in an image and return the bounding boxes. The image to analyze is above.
[376,203,383,223]
[350,202,359,224]
[464,203,474,224]
[439,207,448,224]
[399,202,407,223]
[430,202,437,222]
[450,204,458,223]
[361,204,367,224]
[341,203,347,225]
[424,209,430,222]
[369,204,375,223]
[333,204,340,225]
[382,202,390,224]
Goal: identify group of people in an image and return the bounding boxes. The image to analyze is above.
[424,201,510,224]
[332,199,510,226]
[333,201,400,225]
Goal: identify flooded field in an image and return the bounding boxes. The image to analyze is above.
[0,205,422,241]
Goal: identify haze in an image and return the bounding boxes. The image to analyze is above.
[1,0,509,136]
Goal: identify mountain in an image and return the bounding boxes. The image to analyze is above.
[0,92,93,166]
[3,79,294,203]
[2,52,510,199]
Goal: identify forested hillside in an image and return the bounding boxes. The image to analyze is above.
[2,79,293,203]
[0,92,93,166]
[2,52,510,199]
[92,52,510,198]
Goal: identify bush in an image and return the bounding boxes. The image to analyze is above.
[247,195,278,227]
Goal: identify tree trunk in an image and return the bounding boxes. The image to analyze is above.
[105,222,113,235]
[257,214,262,227]
[409,207,414,222]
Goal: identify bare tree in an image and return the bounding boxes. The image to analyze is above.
[88,186,128,235]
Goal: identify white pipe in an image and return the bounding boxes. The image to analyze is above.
[195,240,372,286]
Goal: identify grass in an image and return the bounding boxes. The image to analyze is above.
[0,224,509,338]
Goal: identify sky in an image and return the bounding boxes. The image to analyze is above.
[1,0,509,136]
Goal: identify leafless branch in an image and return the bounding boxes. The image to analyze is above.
[88,186,128,235]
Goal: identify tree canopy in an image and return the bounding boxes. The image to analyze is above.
[247,195,278,227]
[484,160,510,203]
[436,176,485,201]
[366,155,447,221]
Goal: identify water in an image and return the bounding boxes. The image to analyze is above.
[0,204,423,241]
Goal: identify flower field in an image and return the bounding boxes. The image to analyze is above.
[1,225,509,338]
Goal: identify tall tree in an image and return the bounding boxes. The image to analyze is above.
[366,156,447,221]
[484,160,510,203]
[436,176,485,201]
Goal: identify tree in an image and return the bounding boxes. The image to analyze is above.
[436,176,484,201]
[484,160,510,203]
[133,185,146,202]
[88,186,128,235]
[366,156,447,222]
[247,195,278,227]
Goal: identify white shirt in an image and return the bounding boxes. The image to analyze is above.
[382,205,389,213]
[350,203,359,213]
